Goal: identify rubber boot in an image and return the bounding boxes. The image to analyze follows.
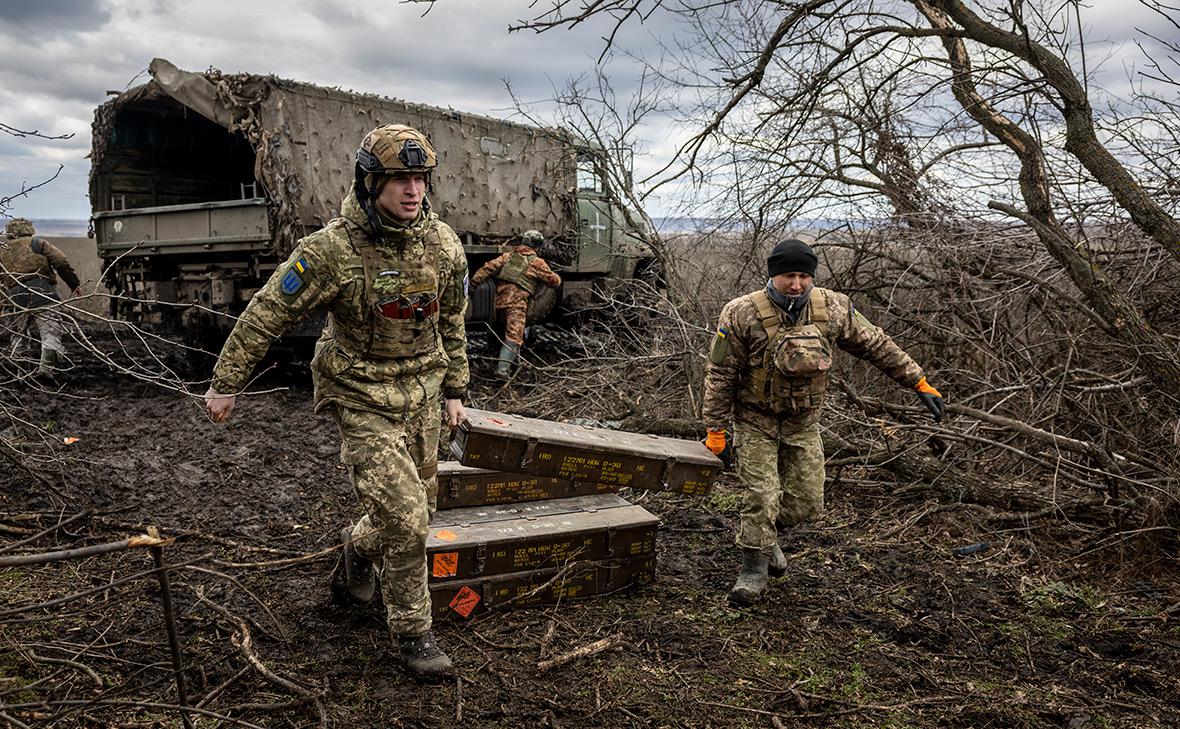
[398,630,453,679]
[728,548,769,605]
[34,349,60,385]
[494,342,520,379]
[767,543,788,577]
[330,526,376,605]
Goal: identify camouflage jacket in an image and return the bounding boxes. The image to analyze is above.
[702,286,923,436]
[0,236,81,295]
[212,191,469,415]
[470,246,561,304]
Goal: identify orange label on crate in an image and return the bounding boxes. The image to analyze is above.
[435,529,458,542]
[432,552,459,578]
[449,586,481,618]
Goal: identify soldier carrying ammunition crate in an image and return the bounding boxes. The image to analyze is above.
[469,231,561,377]
[702,239,945,605]
[203,124,469,680]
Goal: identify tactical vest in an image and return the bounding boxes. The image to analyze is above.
[495,251,542,296]
[0,237,53,288]
[740,288,833,415]
[331,225,443,360]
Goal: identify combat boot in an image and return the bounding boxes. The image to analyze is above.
[767,543,788,577]
[398,631,453,679]
[494,342,520,378]
[728,548,769,606]
[330,526,376,605]
[34,349,60,386]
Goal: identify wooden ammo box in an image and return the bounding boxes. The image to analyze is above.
[425,494,658,582]
[450,409,722,495]
[430,555,657,620]
[436,461,618,510]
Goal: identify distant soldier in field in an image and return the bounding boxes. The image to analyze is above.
[203,125,469,679]
[0,218,81,377]
[702,239,944,605]
[469,230,561,377]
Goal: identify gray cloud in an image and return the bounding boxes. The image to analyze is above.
[0,0,112,34]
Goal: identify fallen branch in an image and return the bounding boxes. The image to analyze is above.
[0,510,91,554]
[0,534,172,567]
[537,633,624,672]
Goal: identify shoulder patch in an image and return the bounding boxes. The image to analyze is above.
[281,258,310,295]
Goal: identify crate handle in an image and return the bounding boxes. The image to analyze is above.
[519,436,539,468]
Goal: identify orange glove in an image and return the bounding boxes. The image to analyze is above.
[915,377,944,422]
[705,429,727,455]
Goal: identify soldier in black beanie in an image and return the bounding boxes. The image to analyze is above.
[701,238,945,605]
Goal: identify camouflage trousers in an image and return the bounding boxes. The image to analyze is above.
[6,307,65,364]
[497,302,528,346]
[733,422,825,551]
[333,404,440,637]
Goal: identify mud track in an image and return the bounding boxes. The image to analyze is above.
[1,355,1177,728]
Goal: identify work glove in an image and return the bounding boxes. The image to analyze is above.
[914,377,944,423]
[704,428,733,466]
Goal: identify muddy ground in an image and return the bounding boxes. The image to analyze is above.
[1,344,1178,729]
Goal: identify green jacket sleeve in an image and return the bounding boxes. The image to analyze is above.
[40,240,81,291]
[701,298,747,430]
[211,240,340,393]
[830,292,923,388]
[436,225,470,399]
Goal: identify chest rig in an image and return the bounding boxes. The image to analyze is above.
[495,251,541,295]
[0,237,52,288]
[742,288,833,414]
[334,224,442,360]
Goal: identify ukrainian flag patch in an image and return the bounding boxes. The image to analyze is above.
[281,258,309,295]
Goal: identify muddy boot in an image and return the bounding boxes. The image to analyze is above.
[398,631,453,679]
[728,548,769,606]
[34,349,60,385]
[330,526,376,605]
[494,342,520,378]
[767,543,788,578]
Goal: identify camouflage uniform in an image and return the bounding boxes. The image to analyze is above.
[0,219,80,366]
[211,190,468,636]
[702,286,923,551]
[469,246,561,346]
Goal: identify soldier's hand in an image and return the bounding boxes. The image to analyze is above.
[705,429,727,456]
[445,398,467,431]
[204,387,236,424]
[914,377,944,423]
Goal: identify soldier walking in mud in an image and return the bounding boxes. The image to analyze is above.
[701,239,944,605]
[0,218,81,378]
[469,230,561,377]
[204,125,469,679]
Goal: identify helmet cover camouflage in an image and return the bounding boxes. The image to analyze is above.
[357,124,438,176]
[522,229,544,247]
[5,218,34,239]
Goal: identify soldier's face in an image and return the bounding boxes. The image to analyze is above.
[377,173,428,221]
[771,272,813,296]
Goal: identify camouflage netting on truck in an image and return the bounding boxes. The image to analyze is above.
[92,59,579,257]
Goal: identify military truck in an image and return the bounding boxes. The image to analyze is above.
[88,58,653,341]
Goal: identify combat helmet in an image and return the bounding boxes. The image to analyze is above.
[354,124,437,242]
[521,229,544,247]
[5,218,34,239]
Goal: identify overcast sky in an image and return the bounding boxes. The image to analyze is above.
[0,0,1173,224]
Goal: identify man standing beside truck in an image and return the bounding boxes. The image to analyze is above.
[701,239,944,605]
[1,218,81,378]
[469,230,562,377]
[203,125,469,679]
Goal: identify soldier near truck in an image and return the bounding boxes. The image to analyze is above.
[702,239,944,606]
[203,125,468,679]
[468,230,562,377]
[0,218,82,377]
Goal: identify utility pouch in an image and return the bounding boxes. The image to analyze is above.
[708,328,730,365]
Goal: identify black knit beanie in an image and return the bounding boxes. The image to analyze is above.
[767,239,817,278]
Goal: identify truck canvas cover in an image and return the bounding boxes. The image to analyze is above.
[430,556,657,620]
[450,410,722,495]
[90,58,577,256]
[436,461,619,510]
[425,494,658,583]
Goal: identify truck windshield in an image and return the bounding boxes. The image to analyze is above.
[576,154,603,194]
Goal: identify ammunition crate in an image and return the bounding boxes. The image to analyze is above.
[426,494,658,582]
[430,556,657,620]
[436,461,617,510]
[451,409,721,495]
